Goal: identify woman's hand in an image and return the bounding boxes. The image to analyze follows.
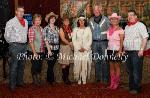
[116,50,122,57]
[33,52,38,59]
[79,47,86,52]
[69,42,74,49]
[48,50,52,57]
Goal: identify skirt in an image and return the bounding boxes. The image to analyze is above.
[107,50,127,62]
[58,45,74,65]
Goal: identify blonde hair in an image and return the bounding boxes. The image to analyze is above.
[32,14,42,23]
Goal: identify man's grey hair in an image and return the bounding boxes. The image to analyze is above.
[93,2,102,10]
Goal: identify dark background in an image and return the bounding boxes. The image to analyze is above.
[0,0,60,29]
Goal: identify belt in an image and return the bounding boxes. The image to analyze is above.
[9,42,26,45]
[93,39,108,42]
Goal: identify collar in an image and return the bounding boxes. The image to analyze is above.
[128,20,138,26]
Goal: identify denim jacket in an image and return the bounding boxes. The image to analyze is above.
[89,15,110,41]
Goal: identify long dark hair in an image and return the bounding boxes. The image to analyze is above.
[77,15,88,27]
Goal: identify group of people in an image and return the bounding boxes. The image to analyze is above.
[4,3,149,95]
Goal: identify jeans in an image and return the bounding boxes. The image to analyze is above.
[8,43,27,89]
[46,50,59,83]
[92,41,109,83]
[125,51,143,92]
[28,51,44,75]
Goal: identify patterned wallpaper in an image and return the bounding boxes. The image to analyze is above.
[60,0,150,26]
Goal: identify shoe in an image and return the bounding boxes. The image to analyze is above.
[32,74,38,85]
[65,79,71,85]
[9,87,15,93]
[78,80,81,85]
[37,74,41,85]
[129,90,138,94]
[16,84,25,88]
[83,81,86,85]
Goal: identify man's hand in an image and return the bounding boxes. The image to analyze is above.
[138,50,144,57]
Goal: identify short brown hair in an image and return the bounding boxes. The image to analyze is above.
[128,10,137,16]
[15,5,24,11]
[32,14,42,23]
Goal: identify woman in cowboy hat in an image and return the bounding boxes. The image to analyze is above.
[43,12,59,85]
[107,13,124,90]
[72,15,92,85]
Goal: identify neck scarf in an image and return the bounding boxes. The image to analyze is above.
[63,25,72,34]
[108,25,119,36]
[18,18,25,27]
[128,20,138,26]
[94,15,102,24]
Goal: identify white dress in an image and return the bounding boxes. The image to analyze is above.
[72,27,92,84]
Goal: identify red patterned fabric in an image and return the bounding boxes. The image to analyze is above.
[127,20,138,26]
[18,18,26,27]
[28,26,45,53]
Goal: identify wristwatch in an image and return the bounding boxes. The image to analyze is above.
[140,48,144,51]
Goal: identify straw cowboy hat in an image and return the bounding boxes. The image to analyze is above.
[45,12,58,22]
[108,13,121,20]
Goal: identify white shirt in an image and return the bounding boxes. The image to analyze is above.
[4,16,28,43]
[124,22,149,51]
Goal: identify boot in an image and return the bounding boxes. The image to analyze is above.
[37,74,41,85]
[112,75,120,90]
[62,66,71,85]
[62,68,66,82]
[32,74,38,85]
[108,74,115,89]
[65,66,71,85]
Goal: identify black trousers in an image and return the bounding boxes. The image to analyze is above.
[46,50,59,83]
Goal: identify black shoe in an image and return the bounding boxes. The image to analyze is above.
[16,83,25,88]
[48,82,55,86]
[96,80,101,83]
[65,79,71,85]
[9,87,15,92]
[129,90,139,94]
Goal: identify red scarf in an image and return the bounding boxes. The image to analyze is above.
[63,25,72,34]
[18,18,25,27]
[128,20,138,26]
[108,26,119,36]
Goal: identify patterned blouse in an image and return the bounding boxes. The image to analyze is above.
[43,25,59,50]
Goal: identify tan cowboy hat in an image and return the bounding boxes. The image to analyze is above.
[108,13,121,20]
[45,12,58,22]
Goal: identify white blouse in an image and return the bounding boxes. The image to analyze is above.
[72,27,92,52]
